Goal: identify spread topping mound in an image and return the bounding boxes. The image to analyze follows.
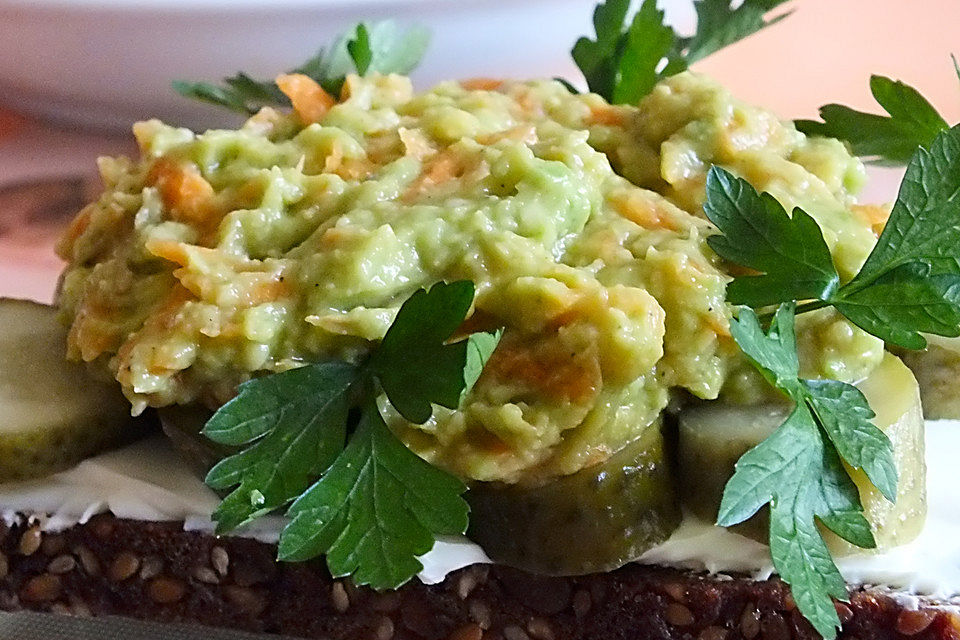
[56,72,882,485]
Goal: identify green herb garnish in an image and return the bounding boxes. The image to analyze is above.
[706,125,960,638]
[796,69,954,165]
[174,21,430,115]
[719,303,887,639]
[705,124,960,349]
[571,0,792,104]
[202,281,499,589]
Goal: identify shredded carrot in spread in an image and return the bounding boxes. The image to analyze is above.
[402,150,464,201]
[707,312,732,338]
[147,158,220,241]
[114,285,194,377]
[482,338,600,404]
[468,428,512,456]
[460,78,504,92]
[276,73,336,125]
[476,124,538,146]
[145,239,191,267]
[611,192,681,231]
[851,203,891,236]
[589,105,626,127]
[68,312,120,362]
[240,277,293,308]
[56,204,94,259]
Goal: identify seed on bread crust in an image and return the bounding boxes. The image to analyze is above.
[108,551,140,582]
[210,546,229,577]
[331,581,350,613]
[18,527,41,556]
[147,577,186,604]
[47,555,76,575]
[20,574,60,602]
[74,545,100,576]
[897,609,938,636]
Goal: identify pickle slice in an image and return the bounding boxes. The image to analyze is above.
[899,335,960,419]
[678,402,789,541]
[0,298,137,481]
[678,353,926,552]
[157,405,229,476]
[467,418,680,575]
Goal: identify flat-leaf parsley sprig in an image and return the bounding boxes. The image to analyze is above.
[202,281,500,589]
[706,124,960,638]
[174,21,430,115]
[705,123,960,350]
[796,63,958,165]
[571,0,793,104]
[719,304,886,639]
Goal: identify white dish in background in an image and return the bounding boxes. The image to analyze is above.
[0,0,671,133]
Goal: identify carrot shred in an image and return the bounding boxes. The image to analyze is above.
[147,158,218,231]
[589,105,626,127]
[276,73,336,125]
[611,192,681,231]
[851,203,891,236]
[402,150,464,201]
[460,78,504,91]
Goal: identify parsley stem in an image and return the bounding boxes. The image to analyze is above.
[757,300,829,324]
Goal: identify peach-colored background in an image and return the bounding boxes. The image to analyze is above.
[1,0,958,302]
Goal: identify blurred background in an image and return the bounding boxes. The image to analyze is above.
[0,0,958,300]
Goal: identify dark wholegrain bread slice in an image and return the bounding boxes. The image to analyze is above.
[0,515,957,640]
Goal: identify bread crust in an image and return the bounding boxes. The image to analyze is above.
[1,515,958,640]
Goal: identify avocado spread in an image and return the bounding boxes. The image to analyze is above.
[56,72,884,485]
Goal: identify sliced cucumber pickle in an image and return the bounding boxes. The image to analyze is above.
[0,298,136,481]
[157,405,229,475]
[678,402,789,541]
[467,418,680,575]
[899,335,960,419]
[678,353,926,553]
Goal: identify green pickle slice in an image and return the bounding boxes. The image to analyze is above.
[157,405,229,475]
[899,335,960,419]
[467,418,681,575]
[678,352,926,552]
[0,298,138,481]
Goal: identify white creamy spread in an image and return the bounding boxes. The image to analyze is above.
[1,421,959,594]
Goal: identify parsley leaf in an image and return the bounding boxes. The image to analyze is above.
[706,127,960,638]
[796,74,950,166]
[704,167,839,307]
[279,400,469,588]
[704,125,960,349]
[203,361,356,533]
[832,262,960,350]
[372,281,498,424]
[572,0,632,102]
[681,0,793,65]
[845,124,960,281]
[612,0,677,105]
[346,24,374,76]
[719,304,886,640]
[174,21,430,115]
[172,73,289,117]
[202,281,497,589]
[802,379,897,502]
[571,0,791,104]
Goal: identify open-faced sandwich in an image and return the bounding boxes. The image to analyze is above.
[3,2,960,639]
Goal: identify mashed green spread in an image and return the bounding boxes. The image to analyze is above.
[57,72,884,484]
